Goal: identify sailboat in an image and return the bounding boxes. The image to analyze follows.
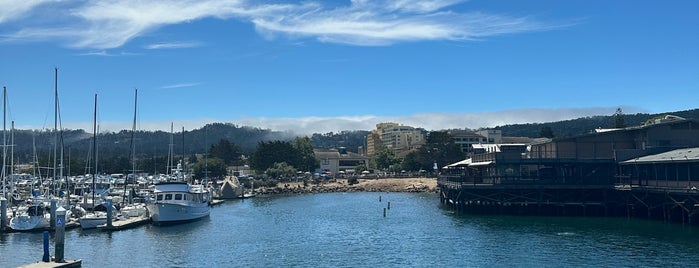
[119,89,147,219]
[147,126,210,225]
[3,86,51,231]
[78,94,115,229]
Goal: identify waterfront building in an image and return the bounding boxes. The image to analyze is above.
[314,147,370,175]
[365,122,427,157]
[439,115,699,224]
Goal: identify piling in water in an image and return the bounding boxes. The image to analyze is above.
[0,197,6,234]
[106,197,113,228]
[50,198,57,229]
[387,202,391,210]
[43,231,50,262]
[55,207,66,263]
[383,208,386,217]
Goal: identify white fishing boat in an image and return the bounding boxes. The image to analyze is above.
[147,153,210,225]
[147,181,210,224]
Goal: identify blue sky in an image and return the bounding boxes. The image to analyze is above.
[0,0,697,134]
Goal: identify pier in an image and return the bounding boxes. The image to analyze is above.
[439,117,699,225]
[439,179,699,224]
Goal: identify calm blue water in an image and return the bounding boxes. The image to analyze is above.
[2,192,699,267]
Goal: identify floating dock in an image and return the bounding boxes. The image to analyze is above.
[97,216,151,231]
[20,259,82,268]
[210,199,225,206]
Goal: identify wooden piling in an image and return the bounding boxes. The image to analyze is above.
[50,198,57,229]
[106,197,113,228]
[383,208,386,217]
[0,197,6,234]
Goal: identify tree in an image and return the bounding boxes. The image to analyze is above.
[292,137,318,172]
[193,157,228,180]
[265,162,297,179]
[539,126,555,138]
[613,107,626,128]
[401,151,423,171]
[373,146,399,171]
[417,131,465,171]
[209,139,242,165]
[249,140,299,172]
[354,164,368,174]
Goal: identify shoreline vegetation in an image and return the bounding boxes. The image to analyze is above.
[253,177,438,195]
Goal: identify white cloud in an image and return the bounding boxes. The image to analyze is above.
[145,41,203,49]
[0,0,53,23]
[48,107,643,135]
[160,82,201,89]
[1,0,561,49]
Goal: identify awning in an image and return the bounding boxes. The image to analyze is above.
[444,159,471,168]
[469,161,494,167]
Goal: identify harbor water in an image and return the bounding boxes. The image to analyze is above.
[2,192,699,267]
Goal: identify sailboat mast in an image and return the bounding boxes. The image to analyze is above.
[181,126,185,183]
[167,123,173,176]
[2,86,6,199]
[91,94,97,212]
[124,89,137,204]
[53,68,58,195]
[10,121,14,180]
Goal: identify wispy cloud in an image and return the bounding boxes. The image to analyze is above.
[0,0,53,23]
[145,41,203,49]
[160,82,201,89]
[0,0,564,49]
[76,50,140,56]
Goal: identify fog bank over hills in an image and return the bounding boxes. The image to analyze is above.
[46,107,644,135]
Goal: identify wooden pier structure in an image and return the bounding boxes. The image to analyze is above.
[439,117,699,225]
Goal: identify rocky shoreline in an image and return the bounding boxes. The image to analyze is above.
[254,178,438,195]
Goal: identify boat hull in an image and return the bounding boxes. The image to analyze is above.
[9,215,50,231]
[79,212,108,229]
[147,202,209,225]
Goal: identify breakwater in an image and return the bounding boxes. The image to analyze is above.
[254,178,438,195]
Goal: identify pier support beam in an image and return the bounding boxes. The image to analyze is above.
[50,198,58,229]
[106,197,113,228]
[0,197,6,234]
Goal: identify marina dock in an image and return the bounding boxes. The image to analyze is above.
[97,216,151,231]
[19,259,82,268]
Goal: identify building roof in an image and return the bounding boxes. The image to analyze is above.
[620,147,699,165]
[314,149,369,160]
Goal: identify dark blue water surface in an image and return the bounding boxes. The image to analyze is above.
[2,192,699,267]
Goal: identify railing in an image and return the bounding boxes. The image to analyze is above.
[438,174,615,189]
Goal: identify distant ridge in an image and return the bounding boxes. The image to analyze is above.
[6,108,698,169]
[493,108,699,138]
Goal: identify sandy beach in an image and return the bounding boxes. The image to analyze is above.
[255,177,438,195]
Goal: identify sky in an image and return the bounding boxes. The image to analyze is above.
[0,0,697,135]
